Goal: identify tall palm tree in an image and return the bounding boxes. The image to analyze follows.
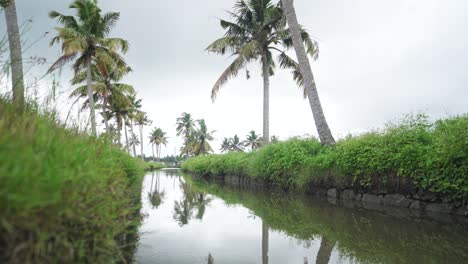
[135,111,151,160]
[127,94,142,157]
[176,112,195,157]
[106,89,133,147]
[190,119,215,156]
[149,127,169,162]
[207,0,316,144]
[243,130,262,150]
[70,55,132,134]
[280,0,335,145]
[48,0,128,136]
[1,0,25,110]
[128,133,140,157]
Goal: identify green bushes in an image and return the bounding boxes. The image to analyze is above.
[182,114,468,199]
[0,100,145,263]
[145,162,167,171]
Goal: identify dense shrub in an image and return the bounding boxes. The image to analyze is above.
[182,114,468,199]
[0,100,145,263]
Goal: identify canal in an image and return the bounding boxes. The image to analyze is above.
[135,169,468,264]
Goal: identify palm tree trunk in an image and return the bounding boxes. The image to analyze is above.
[117,120,122,146]
[262,220,269,264]
[124,123,129,153]
[4,0,25,111]
[139,124,145,161]
[261,50,270,145]
[101,96,109,133]
[315,237,335,264]
[130,120,137,157]
[86,59,97,136]
[152,143,155,161]
[281,0,335,145]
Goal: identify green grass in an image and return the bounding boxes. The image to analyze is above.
[0,99,145,263]
[144,162,166,171]
[183,114,468,199]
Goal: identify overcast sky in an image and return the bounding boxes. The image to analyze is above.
[1,0,467,157]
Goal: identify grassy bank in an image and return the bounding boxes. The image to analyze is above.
[182,114,468,199]
[144,162,166,171]
[0,100,145,263]
[185,175,468,264]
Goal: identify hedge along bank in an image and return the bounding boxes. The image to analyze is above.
[182,114,468,216]
[0,99,146,263]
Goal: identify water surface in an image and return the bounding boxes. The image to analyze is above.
[135,170,468,264]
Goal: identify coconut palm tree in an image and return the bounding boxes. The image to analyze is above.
[127,94,142,156]
[149,127,169,162]
[48,0,128,136]
[220,138,231,153]
[70,55,132,134]
[229,135,244,152]
[176,112,195,156]
[243,130,262,150]
[135,111,151,160]
[190,119,215,156]
[207,0,317,144]
[280,0,335,145]
[1,0,24,110]
[106,89,133,147]
[128,133,140,156]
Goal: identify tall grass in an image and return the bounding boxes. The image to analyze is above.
[0,99,145,263]
[182,114,468,199]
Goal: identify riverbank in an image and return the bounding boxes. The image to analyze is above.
[144,162,167,171]
[183,173,468,264]
[182,114,468,215]
[0,99,145,263]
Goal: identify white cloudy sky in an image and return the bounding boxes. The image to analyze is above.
[1,0,467,157]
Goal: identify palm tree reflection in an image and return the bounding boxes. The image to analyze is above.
[148,171,166,209]
[173,178,212,226]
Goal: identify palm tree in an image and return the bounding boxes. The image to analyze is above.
[127,94,142,157]
[149,127,169,162]
[190,119,215,156]
[128,133,140,156]
[1,0,25,110]
[48,0,128,136]
[70,55,132,134]
[280,0,335,145]
[243,130,262,150]
[106,89,133,147]
[176,112,195,156]
[220,138,231,153]
[207,0,316,144]
[135,111,151,160]
[229,135,244,152]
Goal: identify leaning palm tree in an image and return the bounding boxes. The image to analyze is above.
[190,119,215,156]
[1,0,25,110]
[48,0,129,136]
[207,0,317,144]
[243,130,262,150]
[176,112,195,157]
[280,0,335,145]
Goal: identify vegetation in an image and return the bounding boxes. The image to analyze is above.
[183,114,468,199]
[207,0,320,144]
[0,98,145,263]
[144,162,166,171]
[149,127,169,161]
[176,113,215,157]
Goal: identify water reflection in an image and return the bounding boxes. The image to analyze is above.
[147,171,166,209]
[136,170,468,264]
[173,177,213,226]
